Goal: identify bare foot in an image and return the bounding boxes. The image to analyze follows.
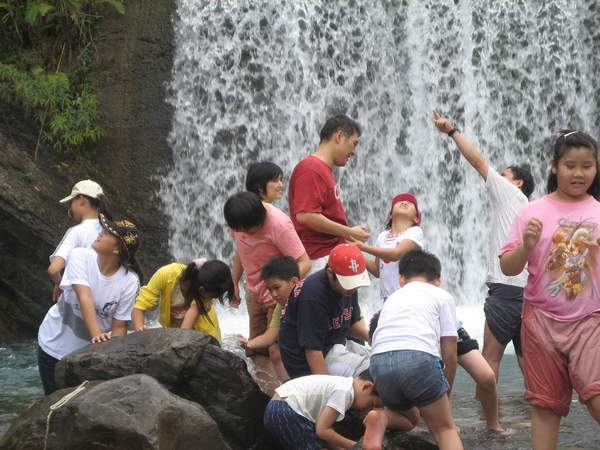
[487,426,514,437]
[363,410,387,450]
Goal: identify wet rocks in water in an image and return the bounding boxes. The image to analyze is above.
[354,430,438,450]
[55,328,270,449]
[0,374,229,450]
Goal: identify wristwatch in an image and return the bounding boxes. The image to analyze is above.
[448,128,459,137]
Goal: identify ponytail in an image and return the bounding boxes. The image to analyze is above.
[180,261,234,312]
[88,194,113,221]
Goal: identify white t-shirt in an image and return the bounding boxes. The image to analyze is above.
[375,226,425,299]
[371,281,458,358]
[485,167,528,287]
[38,248,139,359]
[50,218,102,263]
[275,375,354,423]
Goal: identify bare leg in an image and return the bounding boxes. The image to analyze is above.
[458,350,510,434]
[420,395,464,450]
[481,321,505,384]
[586,394,600,425]
[531,406,561,450]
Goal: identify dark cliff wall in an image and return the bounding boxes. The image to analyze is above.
[0,0,175,340]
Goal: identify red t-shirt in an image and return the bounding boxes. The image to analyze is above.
[288,155,348,259]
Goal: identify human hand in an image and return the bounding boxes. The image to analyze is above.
[237,334,248,349]
[52,284,63,303]
[91,332,111,343]
[134,325,151,332]
[433,111,454,134]
[230,285,241,308]
[523,218,543,250]
[346,235,367,250]
[348,225,370,243]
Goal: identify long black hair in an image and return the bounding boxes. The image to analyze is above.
[116,240,145,284]
[548,130,600,200]
[180,260,234,316]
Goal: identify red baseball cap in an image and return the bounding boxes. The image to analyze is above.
[391,193,421,223]
[329,244,371,290]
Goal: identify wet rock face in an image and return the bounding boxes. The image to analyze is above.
[0,374,230,450]
[55,328,271,449]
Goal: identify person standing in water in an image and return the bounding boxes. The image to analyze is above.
[433,112,534,403]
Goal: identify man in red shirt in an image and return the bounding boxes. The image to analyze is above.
[288,115,370,273]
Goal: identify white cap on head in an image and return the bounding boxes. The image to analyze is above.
[59,180,104,203]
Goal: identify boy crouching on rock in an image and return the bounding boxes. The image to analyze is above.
[263,372,380,450]
[363,250,463,450]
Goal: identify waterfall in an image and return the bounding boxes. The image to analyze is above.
[160,0,600,320]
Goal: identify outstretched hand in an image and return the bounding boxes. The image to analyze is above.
[523,218,543,250]
[433,111,454,134]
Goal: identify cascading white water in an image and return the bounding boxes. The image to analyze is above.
[161,0,600,331]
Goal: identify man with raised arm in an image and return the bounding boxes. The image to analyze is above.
[432,111,534,402]
[289,115,370,274]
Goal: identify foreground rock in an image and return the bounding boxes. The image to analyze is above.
[55,328,271,449]
[0,374,229,450]
[354,431,438,450]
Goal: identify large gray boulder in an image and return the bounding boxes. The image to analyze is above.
[0,374,229,450]
[55,328,271,449]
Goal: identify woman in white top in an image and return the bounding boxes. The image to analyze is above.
[38,214,142,394]
[48,180,113,301]
[350,193,424,301]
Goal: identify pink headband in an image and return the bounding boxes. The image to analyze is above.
[193,258,207,269]
[390,193,421,223]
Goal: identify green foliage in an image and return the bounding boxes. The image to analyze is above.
[0,0,125,155]
[0,63,104,153]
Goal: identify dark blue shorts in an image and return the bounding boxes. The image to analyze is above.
[263,399,327,450]
[370,350,448,410]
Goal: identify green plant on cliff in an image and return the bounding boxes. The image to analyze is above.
[0,0,125,156]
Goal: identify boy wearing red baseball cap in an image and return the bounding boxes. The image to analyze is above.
[279,243,371,379]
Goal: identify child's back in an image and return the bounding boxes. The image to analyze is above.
[372,281,457,358]
[275,374,354,423]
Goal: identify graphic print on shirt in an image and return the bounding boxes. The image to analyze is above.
[545,220,600,300]
[329,306,354,330]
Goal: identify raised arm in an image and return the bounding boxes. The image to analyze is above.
[433,111,489,180]
[351,239,419,263]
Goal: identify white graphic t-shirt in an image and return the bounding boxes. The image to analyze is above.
[38,248,139,359]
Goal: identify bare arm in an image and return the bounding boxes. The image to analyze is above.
[131,308,146,331]
[296,212,369,242]
[440,336,458,394]
[365,257,380,277]
[73,284,108,342]
[305,349,328,375]
[499,218,542,276]
[111,319,128,337]
[180,302,199,329]
[315,406,357,449]
[348,319,369,342]
[295,252,312,279]
[433,111,489,179]
[246,327,278,351]
[354,239,419,262]
[231,252,243,307]
[47,257,65,285]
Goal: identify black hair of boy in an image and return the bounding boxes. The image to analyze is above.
[368,310,381,343]
[507,164,535,199]
[245,162,284,197]
[319,114,362,143]
[223,191,267,231]
[260,255,300,281]
[398,250,441,281]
